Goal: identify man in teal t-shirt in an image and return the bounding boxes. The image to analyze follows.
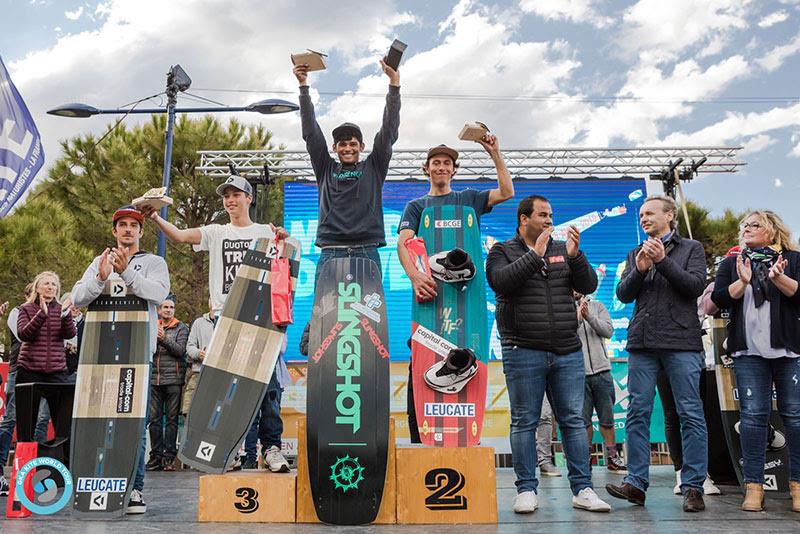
[396,135,514,441]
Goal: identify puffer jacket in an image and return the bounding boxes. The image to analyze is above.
[17,300,76,374]
[151,318,189,386]
[616,232,706,352]
[486,234,598,354]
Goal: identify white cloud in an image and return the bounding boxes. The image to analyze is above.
[8,0,416,186]
[65,6,84,20]
[54,26,62,33]
[663,103,800,146]
[519,0,614,28]
[620,0,750,64]
[758,10,789,28]
[774,178,784,187]
[741,134,777,155]
[757,33,800,72]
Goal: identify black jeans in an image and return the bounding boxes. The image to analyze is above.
[148,384,182,461]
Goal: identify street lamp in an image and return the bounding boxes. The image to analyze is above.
[48,64,299,258]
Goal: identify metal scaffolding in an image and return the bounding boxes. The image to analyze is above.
[198,146,744,181]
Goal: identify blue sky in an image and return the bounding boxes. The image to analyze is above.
[2,0,799,233]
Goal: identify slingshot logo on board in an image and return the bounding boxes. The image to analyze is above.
[336,281,362,434]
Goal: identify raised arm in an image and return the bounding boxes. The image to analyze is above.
[294,64,333,177]
[368,60,401,175]
[475,135,513,207]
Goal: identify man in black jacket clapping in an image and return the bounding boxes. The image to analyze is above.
[605,195,708,513]
[486,195,610,514]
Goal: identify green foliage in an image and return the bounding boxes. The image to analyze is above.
[1,115,284,339]
[677,201,746,278]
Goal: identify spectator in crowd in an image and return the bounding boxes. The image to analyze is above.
[146,296,188,472]
[712,210,800,513]
[33,292,84,445]
[183,297,214,416]
[486,194,610,514]
[536,396,561,477]
[0,291,26,496]
[14,272,77,460]
[574,291,626,474]
[606,195,708,513]
[72,205,171,514]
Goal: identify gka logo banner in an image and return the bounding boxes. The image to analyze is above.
[14,457,73,515]
[0,55,44,217]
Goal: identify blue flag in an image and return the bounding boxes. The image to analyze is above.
[0,55,44,217]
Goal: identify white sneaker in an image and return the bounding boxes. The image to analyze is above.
[264,445,290,473]
[513,490,538,513]
[703,476,721,495]
[0,475,9,497]
[572,487,611,512]
[673,469,681,495]
[126,489,147,514]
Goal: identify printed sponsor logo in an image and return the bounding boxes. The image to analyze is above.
[89,492,108,510]
[116,367,135,414]
[311,322,343,363]
[110,281,126,296]
[424,403,475,418]
[440,307,462,336]
[412,324,456,358]
[336,282,362,433]
[764,474,778,491]
[76,477,127,493]
[196,441,216,461]
[548,255,565,264]
[434,219,461,228]
[360,318,390,359]
[14,457,73,515]
[351,302,381,323]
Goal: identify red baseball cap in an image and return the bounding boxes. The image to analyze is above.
[113,205,144,226]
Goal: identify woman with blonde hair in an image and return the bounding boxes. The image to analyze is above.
[712,210,800,512]
[14,271,77,449]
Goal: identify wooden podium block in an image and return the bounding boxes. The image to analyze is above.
[396,446,497,524]
[198,471,296,522]
[296,417,396,524]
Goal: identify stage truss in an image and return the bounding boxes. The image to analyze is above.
[198,146,744,182]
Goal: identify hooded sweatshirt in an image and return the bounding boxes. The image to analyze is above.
[72,250,170,358]
[299,84,400,248]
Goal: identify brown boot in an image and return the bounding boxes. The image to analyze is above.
[790,481,800,513]
[741,482,764,512]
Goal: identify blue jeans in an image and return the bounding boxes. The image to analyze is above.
[34,398,50,443]
[0,370,17,466]
[624,350,707,493]
[502,347,592,495]
[245,372,283,462]
[133,364,153,492]
[733,355,800,483]
[314,245,381,286]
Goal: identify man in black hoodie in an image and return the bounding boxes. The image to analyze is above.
[293,57,400,281]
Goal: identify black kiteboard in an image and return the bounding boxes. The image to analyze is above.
[70,279,150,518]
[306,257,390,525]
[178,236,301,473]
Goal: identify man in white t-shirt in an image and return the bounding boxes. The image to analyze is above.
[142,175,292,471]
